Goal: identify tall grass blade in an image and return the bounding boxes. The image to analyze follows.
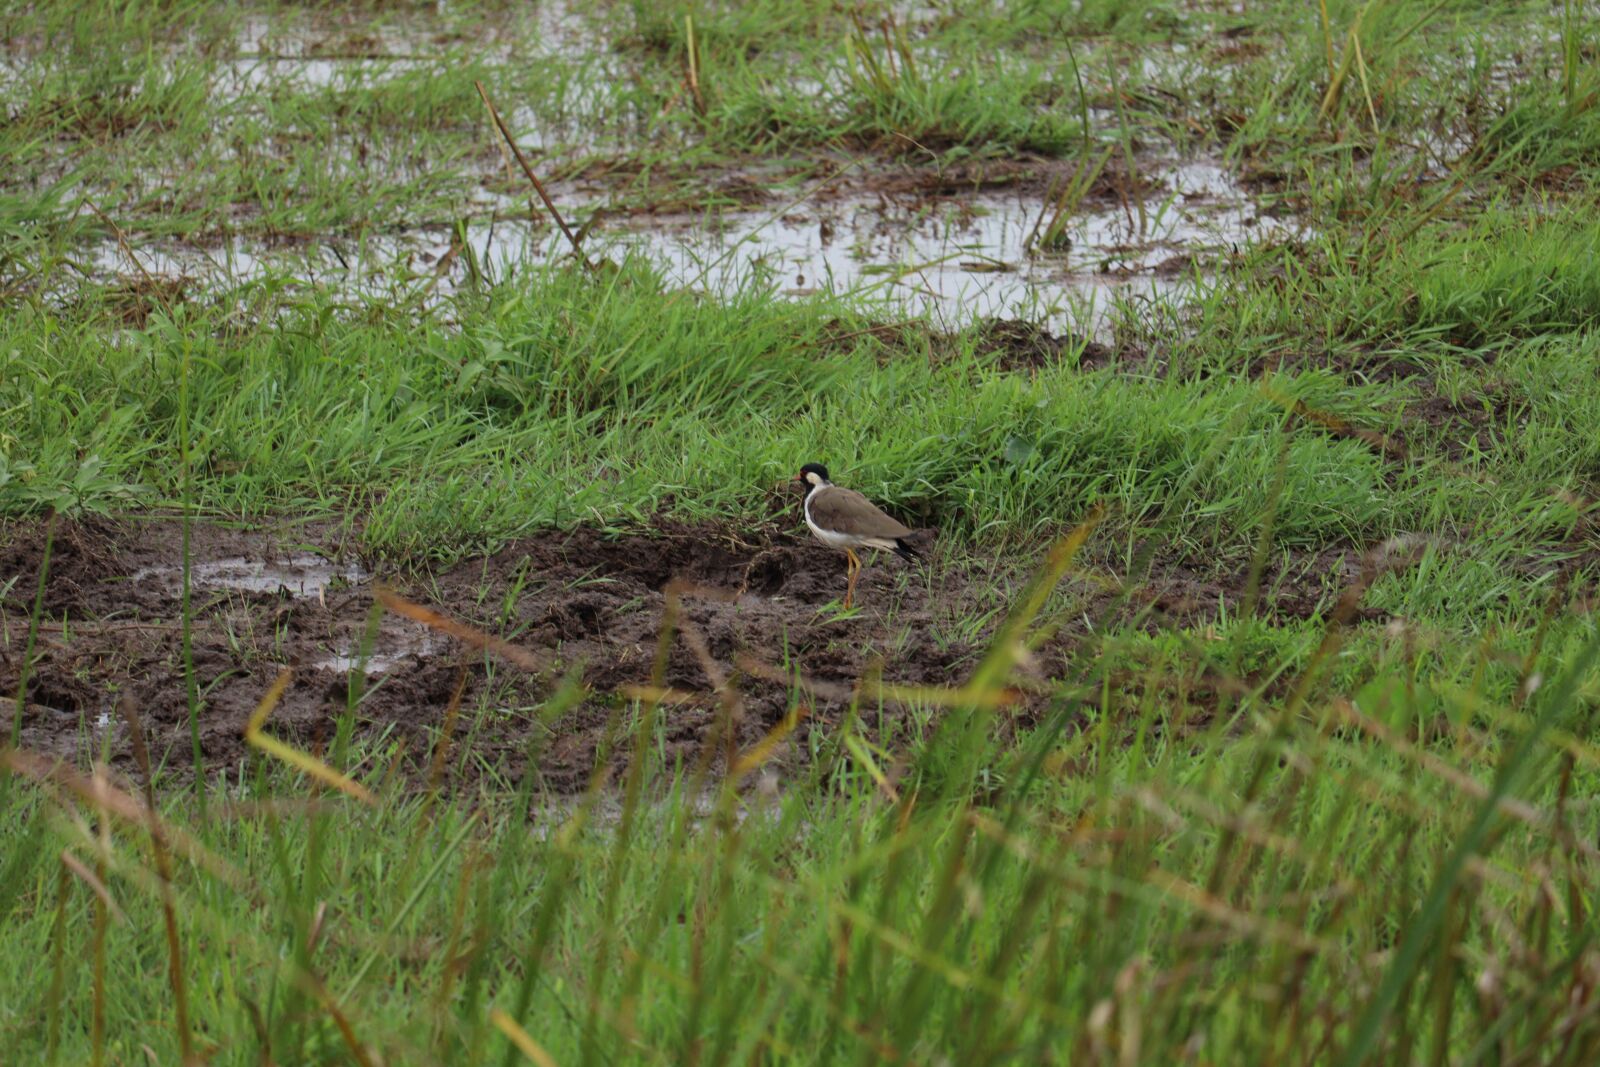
[244,670,374,803]
[1336,632,1600,1065]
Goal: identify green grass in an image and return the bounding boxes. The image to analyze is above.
[0,262,1477,561]
[4,563,1600,1063]
[5,0,1600,1061]
[7,227,1599,597]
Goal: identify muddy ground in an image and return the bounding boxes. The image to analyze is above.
[0,511,1366,794]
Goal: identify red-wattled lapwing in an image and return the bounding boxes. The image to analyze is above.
[794,463,920,609]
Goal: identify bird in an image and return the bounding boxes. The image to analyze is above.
[794,463,920,609]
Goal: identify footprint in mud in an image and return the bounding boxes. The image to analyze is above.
[739,549,795,597]
[536,595,612,640]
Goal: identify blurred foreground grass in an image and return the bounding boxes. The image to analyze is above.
[4,524,1600,1064]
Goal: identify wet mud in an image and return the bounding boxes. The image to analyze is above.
[1,514,1372,794]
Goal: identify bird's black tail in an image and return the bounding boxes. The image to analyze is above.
[893,538,922,564]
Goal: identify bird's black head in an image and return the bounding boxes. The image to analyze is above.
[796,463,831,489]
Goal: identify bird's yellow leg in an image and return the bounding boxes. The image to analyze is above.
[844,548,861,609]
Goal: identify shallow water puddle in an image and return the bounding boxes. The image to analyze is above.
[214,3,601,97]
[84,158,1298,338]
[126,550,443,676]
[589,159,1295,330]
[528,784,795,840]
[131,554,367,599]
[311,630,448,676]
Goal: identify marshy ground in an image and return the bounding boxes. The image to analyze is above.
[4,0,1600,1063]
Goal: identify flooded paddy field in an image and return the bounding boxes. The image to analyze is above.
[80,156,1296,337]
[11,2,1319,336]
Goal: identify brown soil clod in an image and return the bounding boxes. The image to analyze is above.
[971,318,1119,372]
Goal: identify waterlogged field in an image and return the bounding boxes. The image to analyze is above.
[4,0,1600,1062]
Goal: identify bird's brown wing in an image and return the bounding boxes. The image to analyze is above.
[810,486,914,539]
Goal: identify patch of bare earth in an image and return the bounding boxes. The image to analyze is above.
[1,514,1371,793]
